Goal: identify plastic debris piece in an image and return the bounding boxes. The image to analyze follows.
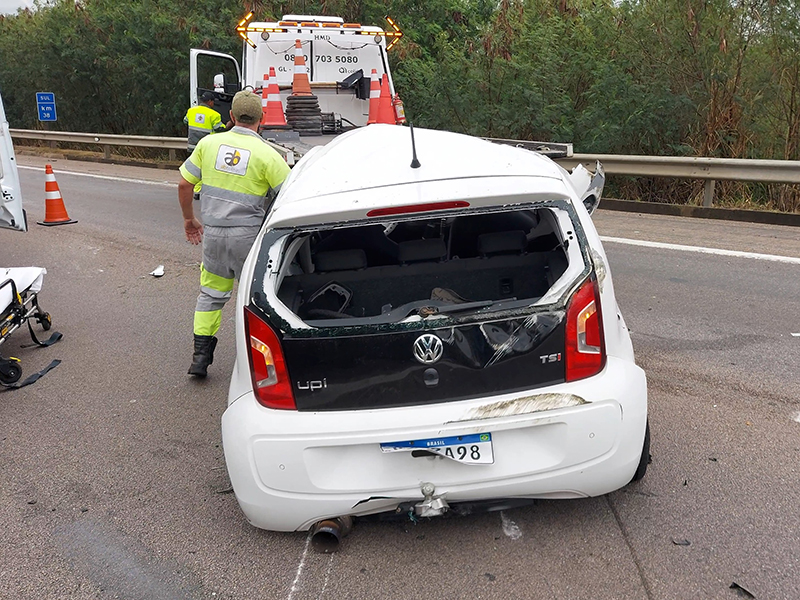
[149,265,165,277]
[671,537,690,546]
[729,582,755,598]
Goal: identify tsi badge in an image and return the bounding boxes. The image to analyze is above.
[413,334,443,365]
[215,144,251,176]
[539,352,562,364]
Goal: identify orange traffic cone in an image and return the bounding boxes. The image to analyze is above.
[260,72,270,123]
[38,164,76,226]
[376,74,396,125]
[367,69,381,125]
[262,67,287,126]
[291,40,312,96]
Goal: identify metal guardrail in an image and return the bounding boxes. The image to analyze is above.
[9,128,295,166]
[10,129,800,206]
[557,154,800,207]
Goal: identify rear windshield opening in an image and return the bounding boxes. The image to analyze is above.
[275,208,571,325]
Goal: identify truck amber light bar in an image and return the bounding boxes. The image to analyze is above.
[237,12,402,50]
[367,201,470,217]
[358,16,403,50]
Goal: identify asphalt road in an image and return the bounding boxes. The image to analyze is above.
[1,157,799,600]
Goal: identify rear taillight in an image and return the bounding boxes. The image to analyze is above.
[244,305,296,410]
[565,277,605,382]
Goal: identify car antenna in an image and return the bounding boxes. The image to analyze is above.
[409,122,421,169]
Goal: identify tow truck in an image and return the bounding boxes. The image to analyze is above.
[190,13,404,140]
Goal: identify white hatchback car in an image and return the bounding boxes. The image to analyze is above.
[223,125,648,550]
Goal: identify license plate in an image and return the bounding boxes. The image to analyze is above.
[380,433,494,465]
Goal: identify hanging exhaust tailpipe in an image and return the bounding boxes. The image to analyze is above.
[310,516,354,553]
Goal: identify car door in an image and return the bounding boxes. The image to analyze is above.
[0,92,26,232]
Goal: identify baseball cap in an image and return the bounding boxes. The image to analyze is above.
[200,91,215,102]
[231,90,263,124]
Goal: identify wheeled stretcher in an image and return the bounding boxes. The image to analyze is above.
[0,267,61,387]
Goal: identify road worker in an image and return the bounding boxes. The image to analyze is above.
[177,89,291,377]
[184,91,226,152]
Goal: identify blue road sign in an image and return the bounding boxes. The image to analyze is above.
[36,92,57,122]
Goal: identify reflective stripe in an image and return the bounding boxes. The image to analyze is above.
[268,93,281,102]
[201,184,264,209]
[294,65,308,74]
[200,285,231,301]
[45,191,61,200]
[194,310,221,336]
[370,90,380,98]
[200,264,234,293]
[182,160,201,179]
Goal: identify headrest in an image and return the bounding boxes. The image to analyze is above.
[477,230,527,256]
[314,249,367,272]
[398,239,447,263]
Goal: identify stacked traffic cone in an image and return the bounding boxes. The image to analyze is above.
[38,164,76,226]
[284,39,322,136]
[376,74,396,125]
[367,69,381,125]
[261,67,287,127]
[290,39,312,96]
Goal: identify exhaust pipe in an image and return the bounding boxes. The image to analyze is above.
[310,516,353,553]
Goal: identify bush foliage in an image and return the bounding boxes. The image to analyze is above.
[1,0,798,208]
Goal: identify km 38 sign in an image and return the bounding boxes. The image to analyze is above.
[36,92,57,122]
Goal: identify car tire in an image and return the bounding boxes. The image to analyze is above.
[630,420,651,482]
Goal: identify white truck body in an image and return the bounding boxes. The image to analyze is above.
[190,14,398,130]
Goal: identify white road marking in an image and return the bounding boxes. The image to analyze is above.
[287,532,312,600]
[18,165,176,187]
[791,333,800,337]
[600,236,800,265]
[317,554,335,600]
[500,511,523,540]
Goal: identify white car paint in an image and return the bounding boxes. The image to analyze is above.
[223,125,648,532]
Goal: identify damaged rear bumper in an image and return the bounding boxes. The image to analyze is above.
[221,356,647,532]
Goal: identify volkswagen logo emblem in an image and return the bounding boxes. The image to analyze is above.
[413,334,443,365]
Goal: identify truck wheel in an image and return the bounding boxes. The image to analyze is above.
[630,420,651,482]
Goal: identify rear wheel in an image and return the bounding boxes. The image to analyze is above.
[630,420,651,482]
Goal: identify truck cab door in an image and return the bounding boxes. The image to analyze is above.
[0,94,26,232]
[189,49,242,126]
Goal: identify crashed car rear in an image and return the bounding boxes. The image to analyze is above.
[223,125,648,544]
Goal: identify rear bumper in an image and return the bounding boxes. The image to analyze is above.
[222,356,647,532]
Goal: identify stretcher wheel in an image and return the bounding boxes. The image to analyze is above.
[0,361,22,385]
[36,312,52,331]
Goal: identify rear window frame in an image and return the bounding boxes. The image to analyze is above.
[250,199,594,338]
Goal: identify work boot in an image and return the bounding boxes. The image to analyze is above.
[188,334,218,377]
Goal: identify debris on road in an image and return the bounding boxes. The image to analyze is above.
[149,265,165,277]
[671,537,690,546]
[729,582,755,598]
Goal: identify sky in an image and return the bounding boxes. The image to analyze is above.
[0,0,33,15]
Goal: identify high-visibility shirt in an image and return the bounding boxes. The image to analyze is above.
[184,105,225,150]
[179,126,291,227]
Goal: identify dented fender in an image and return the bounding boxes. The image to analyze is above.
[567,161,605,215]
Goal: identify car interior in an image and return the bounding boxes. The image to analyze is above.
[275,208,570,323]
